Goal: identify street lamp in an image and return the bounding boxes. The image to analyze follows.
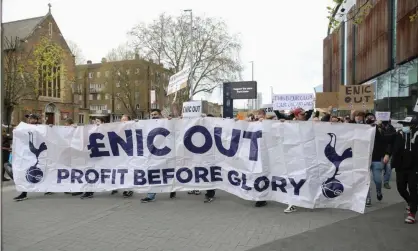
[184,9,193,100]
[248,61,254,109]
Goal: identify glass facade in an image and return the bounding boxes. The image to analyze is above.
[373,59,418,119]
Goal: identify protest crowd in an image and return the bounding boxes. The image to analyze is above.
[2,105,418,225]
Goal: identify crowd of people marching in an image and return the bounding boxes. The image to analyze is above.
[2,107,418,224]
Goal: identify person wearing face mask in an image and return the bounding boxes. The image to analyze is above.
[364,113,392,207]
[349,111,366,124]
[391,117,418,224]
[274,108,313,122]
[141,109,176,203]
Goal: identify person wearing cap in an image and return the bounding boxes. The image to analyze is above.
[391,117,418,224]
[13,114,42,201]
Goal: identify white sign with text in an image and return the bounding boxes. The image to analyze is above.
[272,94,314,111]
[182,100,202,118]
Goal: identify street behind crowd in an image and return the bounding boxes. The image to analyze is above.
[2,177,416,251]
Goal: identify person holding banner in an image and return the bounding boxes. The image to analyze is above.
[120,115,135,198]
[141,109,176,202]
[80,117,119,199]
[391,117,418,224]
[364,113,392,207]
[203,114,216,203]
[13,114,42,201]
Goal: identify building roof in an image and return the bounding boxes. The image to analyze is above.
[3,15,46,49]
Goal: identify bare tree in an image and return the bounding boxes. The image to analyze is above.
[106,42,136,62]
[3,37,37,126]
[128,13,243,101]
[67,40,85,65]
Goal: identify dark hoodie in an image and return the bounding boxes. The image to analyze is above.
[391,128,418,172]
[274,110,313,121]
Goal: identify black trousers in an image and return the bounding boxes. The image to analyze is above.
[396,170,418,214]
[205,190,215,198]
[2,150,10,178]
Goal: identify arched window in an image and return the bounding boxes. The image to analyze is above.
[39,62,61,98]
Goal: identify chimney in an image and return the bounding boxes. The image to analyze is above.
[134,53,140,60]
[87,60,92,64]
[101,58,107,63]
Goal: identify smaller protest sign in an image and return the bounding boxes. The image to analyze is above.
[414,99,418,112]
[375,112,391,121]
[315,92,339,108]
[338,84,374,110]
[272,94,314,111]
[261,104,275,116]
[167,67,190,96]
[182,100,202,118]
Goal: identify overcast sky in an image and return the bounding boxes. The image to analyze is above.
[4,0,333,108]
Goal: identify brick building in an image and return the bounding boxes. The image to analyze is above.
[323,0,418,119]
[2,6,79,125]
[76,57,171,123]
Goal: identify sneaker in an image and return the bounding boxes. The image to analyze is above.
[383,183,391,189]
[170,192,176,199]
[284,205,297,213]
[406,205,411,214]
[80,192,94,199]
[255,201,267,207]
[366,197,372,207]
[123,191,133,198]
[2,177,10,181]
[405,213,416,224]
[141,197,155,203]
[111,190,118,195]
[377,192,383,201]
[194,190,201,195]
[13,193,28,202]
[204,197,215,203]
[44,192,54,196]
[188,190,196,195]
[72,192,83,196]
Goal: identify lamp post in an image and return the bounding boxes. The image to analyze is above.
[184,9,193,100]
[248,61,254,110]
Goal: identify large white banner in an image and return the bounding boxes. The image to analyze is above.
[12,119,375,213]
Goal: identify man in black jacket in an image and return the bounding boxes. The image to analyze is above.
[365,113,391,207]
[391,117,418,224]
[381,120,397,189]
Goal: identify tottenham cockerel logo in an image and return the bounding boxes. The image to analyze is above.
[322,133,353,199]
[25,132,47,184]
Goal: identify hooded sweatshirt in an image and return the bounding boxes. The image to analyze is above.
[391,128,418,172]
[371,125,392,162]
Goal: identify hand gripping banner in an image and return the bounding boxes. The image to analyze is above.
[12,118,375,213]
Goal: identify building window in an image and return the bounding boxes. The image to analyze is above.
[78,114,84,124]
[126,104,131,109]
[126,69,130,75]
[78,74,82,80]
[116,81,120,87]
[136,104,140,110]
[105,94,110,100]
[39,64,61,98]
[135,68,140,74]
[135,92,140,99]
[49,22,53,37]
[105,71,109,77]
[116,104,121,110]
[97,94,101,100]
[79,95,82,101]
[89,94,93,100]
[135,80,139,86]
[88,72,93,78]
[97,72,101,78]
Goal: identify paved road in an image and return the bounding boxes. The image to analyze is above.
[1,179,414,251]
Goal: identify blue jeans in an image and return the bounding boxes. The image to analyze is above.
[147,193,156,199]
[383,162,392,184]
[367,161,383,199]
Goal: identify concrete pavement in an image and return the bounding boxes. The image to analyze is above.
[1,179,413,251]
